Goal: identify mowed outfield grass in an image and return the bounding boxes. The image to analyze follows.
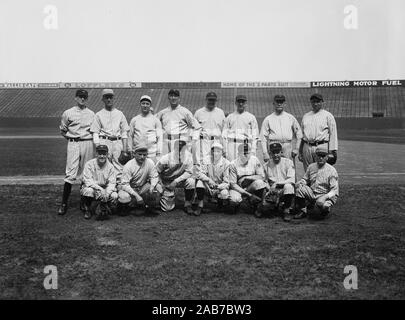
[0,128,404,177]
[0,184,404,299]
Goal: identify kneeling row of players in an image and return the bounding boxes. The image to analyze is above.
[68,138,339,222]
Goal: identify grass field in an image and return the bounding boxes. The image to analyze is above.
[0,127,404,299]
[1,184,404,299]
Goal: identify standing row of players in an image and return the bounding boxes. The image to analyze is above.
[58,88,339,221]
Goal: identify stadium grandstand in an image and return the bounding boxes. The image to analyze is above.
[0,82,404,128]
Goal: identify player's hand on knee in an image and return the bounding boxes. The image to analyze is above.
[291,150,298,158]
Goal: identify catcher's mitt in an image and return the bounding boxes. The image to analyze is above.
[261,188,281,212]
[327,150,337,165]
[118,151,132,165]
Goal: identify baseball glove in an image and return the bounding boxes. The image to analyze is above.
[262,188,281,211]
[118,151,132,165]
[327,150,337,165]
[248,193,262,206]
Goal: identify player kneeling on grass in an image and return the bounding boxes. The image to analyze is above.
[155,139,196,214]
[228,143,267,216]
[194,142,231,216]
[261,142,295,221]
[294,145,339,220]
[117,144,161,216]
[81,145,118,220]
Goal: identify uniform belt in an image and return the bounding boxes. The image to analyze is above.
[304,140,328,146]
[230,138,249,143]
[200,134,217,140]
[167,134,188,140]
[268,140,291,144]
[100,136,122,141]
[68,137,93,142]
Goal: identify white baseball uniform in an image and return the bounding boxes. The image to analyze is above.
[155,150,196,211]
[260,111,302,160]
[156,105,201,154]
[228,155,266,204]
[194,106,226,164]
[80,158,118,202]
[222,111,260,161]
[301,109,338,171]
[128,113,163,162]
[263,157,295,196]
[118,158,159,205]
[90,107,130,176]
[195,156,231,200]
[296,162,339,209]
[60,105,95,184]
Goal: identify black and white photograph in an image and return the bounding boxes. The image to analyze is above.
[0,0,404,305]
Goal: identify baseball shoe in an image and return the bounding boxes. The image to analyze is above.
[57,203,67,216]
[293,208,307,220]
[79,197,86,212]
[83,206,92,220]
[253,208,263,218]
[184,205,194,215]
[193,207,203,216]
[281,208,292,222]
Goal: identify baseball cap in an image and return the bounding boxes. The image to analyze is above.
[274,94,285,103]
[310,93,323,102]
[140,95,152,103]
[102,89,114,96]
[269,142,282,153]
[96,144,109,153]
[168,89,180,97]
[134,143,148,153]
[75,89,88,98]
[235,95,247,102]
[206,92,217,99]
[211,142,223,150]
[315,145,328,156]
[238,142,251,153]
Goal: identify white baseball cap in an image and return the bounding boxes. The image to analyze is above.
[140,95,152,103]
[211,142,223,150]
[102,88,114,96]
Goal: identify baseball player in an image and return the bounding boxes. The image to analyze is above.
[117,144,161,216]
[155,138,196,214]
[90,89,130,179]
[299,93,338,171]
[222,95,260,161]
[80,144,118,220]
[228,143,267,216]
[128,95,163,162]
[294,145,339,220]
[260,94,302,161]
[155,89,201,156]
[194,142,231,216]
[194,92,226,164]
[58,89,95,216]
[261,142,295,221]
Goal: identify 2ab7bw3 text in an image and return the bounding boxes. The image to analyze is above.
[196,304,252,315]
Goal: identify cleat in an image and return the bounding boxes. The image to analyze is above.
[184,205,194,215]
[57,203,68,216]
[293,209,307,220]
[193,207,202,216]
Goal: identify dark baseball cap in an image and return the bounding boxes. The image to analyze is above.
[235,95,247,102]
[75,89,88,98]
[274,94,285,103]
[168,89,180,97]
[269,142,282,153]
[96,144,108,153]
[206,92,217,99]
[310,93,324,102]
